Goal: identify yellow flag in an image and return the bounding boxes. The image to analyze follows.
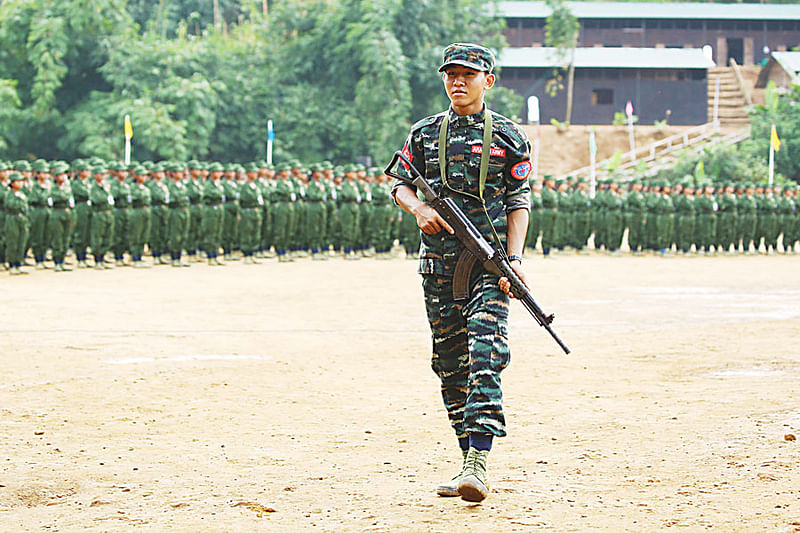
[770,124,781,152]
[124,115,133,140]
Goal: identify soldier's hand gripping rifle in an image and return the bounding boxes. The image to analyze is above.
[385,150,570,355]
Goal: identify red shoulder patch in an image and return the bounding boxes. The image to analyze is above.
[401,144,413,171]
[510,160,532,180]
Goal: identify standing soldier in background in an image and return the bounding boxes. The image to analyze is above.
[257,162,274,258]
[734,184,747,252]
[738,183,757,253]
[605,180,625,254]
[271,163,296,262]
[48,163,74,272]
[673,180,696,255]
[239,163,264,264]
[128,167,152,268]
[592,180,608,252]
[695,183,717,255]
[777,185,795,253]
[763,185,780,254]
[111,164,132,266]
[89,167,115,269]
[540,175,558,256]
[222,164,241,261]
[148,164,170,265]
[624,180,645,255]
[71,161,92,268]
[166,163,190,267]
[572,179,591,253]
[323,162,339,256]
[358,166,374,256]
[339,165,362,260]
[370,169,394,258]
[29,160,52,269]
[289,162,307,257]
[186,161,205,262]
[305,164,329,260]
[552,179,569,252]
[526,179,542,253]
[644,183,660,253]
[202,163,226,266]
[716,183,738,254]
[5,173,30,275]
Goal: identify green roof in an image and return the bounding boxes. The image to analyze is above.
[498,1,800,21]
[499,47,715,69]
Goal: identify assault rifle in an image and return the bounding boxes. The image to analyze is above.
[384,150,570,355]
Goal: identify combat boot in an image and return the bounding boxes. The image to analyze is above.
[54,263,63,272]
[457,447,490,502]
[214,257,225,266]
[436,449,469,497]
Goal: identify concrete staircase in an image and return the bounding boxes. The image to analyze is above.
[707,66,750,126]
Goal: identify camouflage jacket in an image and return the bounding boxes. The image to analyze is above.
[394,106,531,276]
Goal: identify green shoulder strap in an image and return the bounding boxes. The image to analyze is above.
[438,110,493,202]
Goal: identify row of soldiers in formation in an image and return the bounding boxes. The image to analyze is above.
[3,157,799,275]
[0,158,426,275]
[528,175,800,256]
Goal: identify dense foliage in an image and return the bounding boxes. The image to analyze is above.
[649,83,800,186]
[0,0,523,166]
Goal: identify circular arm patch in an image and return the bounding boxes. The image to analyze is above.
[510,160,532,180]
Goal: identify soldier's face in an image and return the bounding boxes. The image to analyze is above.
[442,66,495,114]
[12,180,22,191]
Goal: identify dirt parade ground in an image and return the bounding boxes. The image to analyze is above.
[1,252,799,532]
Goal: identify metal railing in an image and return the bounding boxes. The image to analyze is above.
[558,120,722,181]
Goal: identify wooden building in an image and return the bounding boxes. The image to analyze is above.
[498,47,714,125]
[500,1,800,67]
[755,51,800,90]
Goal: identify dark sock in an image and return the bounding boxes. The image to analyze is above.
[469,433,493,451]
[458,436,469,452]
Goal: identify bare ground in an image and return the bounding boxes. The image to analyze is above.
[1,252,799,532]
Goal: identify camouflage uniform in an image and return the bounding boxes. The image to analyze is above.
[394,105,532,439]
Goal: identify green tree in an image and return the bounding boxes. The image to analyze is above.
[544,0,579,124]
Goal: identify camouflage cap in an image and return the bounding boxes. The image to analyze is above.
[15,160,32,171]
[276,163,291,172]
[439,43,495,73]
[0,161,8,171]
[52,162,70,175]
[207,162,224,172]
[32,159,50,173]
[9,172,25,182]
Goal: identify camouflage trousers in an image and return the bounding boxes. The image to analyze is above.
[422,272,511,438]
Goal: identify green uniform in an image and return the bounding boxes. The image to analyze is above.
[111,178,131,262]
[238,180,264,257]
[643,191,659,251]
[370,180,394,255]
[526,190,542,251]
[737,194,757,252]
[201,178,225,260]
[357,180,373,253]
[540,186,557,255]
[258,178,273,256]
[4,188,30,268]
[271,178,296,259]
[338,179,362,255]
[222,178,240,256]
[605,191,625,252]
[624,190,645,253]
[571,189,591,251]
[695,194,717,252]
[673,193,695,253]
[777,194,795,252]
[763,194,779,251]
[290,177,306,253]
[305,178,329,256]
[128,182,152,262]
[716,192,738,253]
[89,180,115,265]
[29,181,51,265]
[147,179,170,261]
[47,181,74,266]
[71,177,91,263]
[167,179,190,262]
[186,177,203,258]
[0,183,6,266]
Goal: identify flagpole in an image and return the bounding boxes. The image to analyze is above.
[124,114,132,166]
[768,134,775,186]
[266,119,274,165]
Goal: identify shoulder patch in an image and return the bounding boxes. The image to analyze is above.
[510,160,532,181]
